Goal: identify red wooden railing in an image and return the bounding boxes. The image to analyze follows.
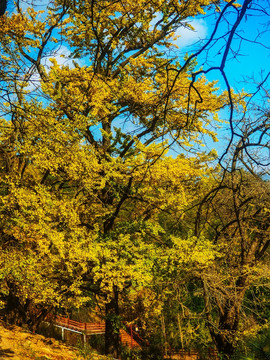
[53,315,141,349]
[55,315,105,334]
[120,329,140,348]
[164,348,219,360]
[51,315,218,356]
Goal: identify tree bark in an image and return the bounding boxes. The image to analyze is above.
[2,282,51,332]
[105,285,120,358]
[210,296,244,358]
[0,0,7,16]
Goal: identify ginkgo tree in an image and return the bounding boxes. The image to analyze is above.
[0,0,232,357]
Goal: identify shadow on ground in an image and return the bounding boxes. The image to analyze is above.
[0,330,15,358]
[0,347,15,358]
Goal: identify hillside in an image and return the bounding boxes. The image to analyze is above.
[0,320,107,360]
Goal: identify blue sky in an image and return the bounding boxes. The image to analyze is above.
[12,1,270,97]
[170,1,270,156]
[7,0,270,93]
[174,2,270,89]
[6,0,270,159]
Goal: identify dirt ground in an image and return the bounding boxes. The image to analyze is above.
[0,320,105,360]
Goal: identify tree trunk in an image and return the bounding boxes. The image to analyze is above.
[161,314,168,357]
[203,279,248,359]
[105,285,120,358]
[0,0,7,16]
[211,331,236,358]
[2,282,51,332]
[210,300,241,358]
[3,290,26,326]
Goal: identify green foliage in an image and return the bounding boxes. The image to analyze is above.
[232,328,270,360]
[77,341,96,360]
[120,346,142,360]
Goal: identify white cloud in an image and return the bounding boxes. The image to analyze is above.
[42,45,74,68]
[174,18,208,48]
[18,0,48,13]
[150,13,208,49]
[25,45,77,93]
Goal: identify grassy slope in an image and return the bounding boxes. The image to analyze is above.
[0,320,109,360]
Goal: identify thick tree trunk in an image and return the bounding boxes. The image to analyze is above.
[105,285,120,358]
[0,0,7,16]
[2,282,51,332]
[212,332,235,359]
[209,300,242,358]
[203,279,247,359]
[3,290,26,326]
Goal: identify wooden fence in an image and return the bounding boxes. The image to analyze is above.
[55,315,105,335]
[51,316,218,358]
[52,315,141,348]
[163,348,219,360]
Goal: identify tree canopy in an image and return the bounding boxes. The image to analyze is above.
[0,1,270,359]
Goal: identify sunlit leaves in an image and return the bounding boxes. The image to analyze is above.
[0,0,230,338]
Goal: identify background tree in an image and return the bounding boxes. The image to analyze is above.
[194,106,270,357]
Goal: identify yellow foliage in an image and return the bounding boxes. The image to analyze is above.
[0,0,231,325]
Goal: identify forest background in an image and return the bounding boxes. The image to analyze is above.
[0,0,269,359]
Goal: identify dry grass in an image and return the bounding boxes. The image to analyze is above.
[0,320,108,360]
